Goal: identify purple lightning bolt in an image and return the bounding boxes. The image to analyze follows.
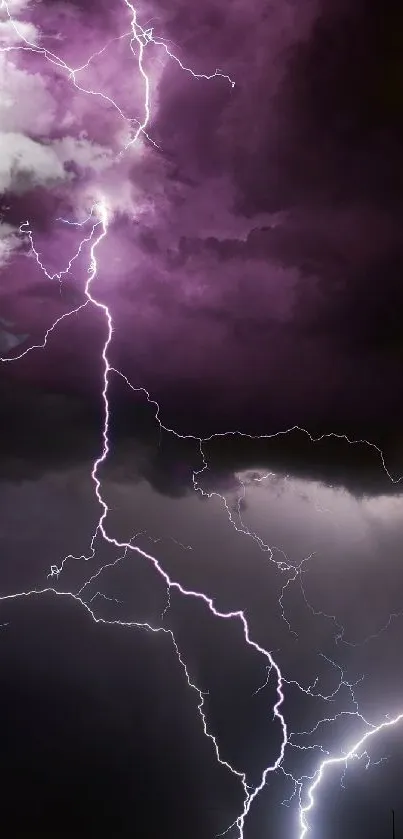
[1,1,403,838]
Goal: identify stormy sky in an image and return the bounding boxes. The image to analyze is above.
[1,0,403,837]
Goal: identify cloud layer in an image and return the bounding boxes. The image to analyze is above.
[1,0,403,484]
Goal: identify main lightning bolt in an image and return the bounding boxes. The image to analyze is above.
[1,2,403,838]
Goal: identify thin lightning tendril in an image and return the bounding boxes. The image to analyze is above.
[1,1,402,837]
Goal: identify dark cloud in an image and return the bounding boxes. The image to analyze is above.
[2,0,403,452]
[0,372,401,498]
[280,0,403,205]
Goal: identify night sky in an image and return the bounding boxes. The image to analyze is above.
[1,0,403,837]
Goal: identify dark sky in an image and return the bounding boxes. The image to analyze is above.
[1,0,403,837]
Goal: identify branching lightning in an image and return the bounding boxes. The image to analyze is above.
[1,1,403,837]
[297,712,403,839]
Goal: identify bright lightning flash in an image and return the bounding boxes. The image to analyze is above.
[0,2,402,838]
[298,712,403,839]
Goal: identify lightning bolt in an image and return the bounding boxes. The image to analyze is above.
[0,0,234,154]
[298,712,403,839]
[1,2,403,838]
